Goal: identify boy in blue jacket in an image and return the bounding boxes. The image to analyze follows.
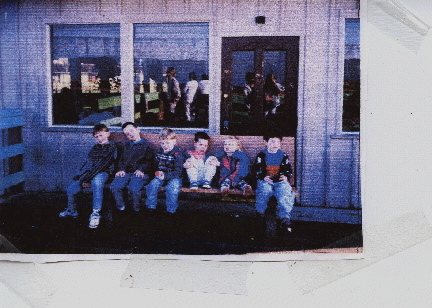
[214,136,252,196]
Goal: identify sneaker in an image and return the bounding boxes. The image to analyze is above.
[202,181,211,189]
[242,185,253,196]
[220,179,231,190]
[116,205,126,211]
[89,211,100,228]
[189,182,198,190]
[133,204,140,212]
[280,218,292,233]
[59,208,78,218]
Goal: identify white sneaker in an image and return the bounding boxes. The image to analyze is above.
[89,211,101,228]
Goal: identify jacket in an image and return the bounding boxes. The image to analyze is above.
[116,138,155,174]
[251,149,292,181]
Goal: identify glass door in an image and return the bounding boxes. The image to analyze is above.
[221,37,299,136]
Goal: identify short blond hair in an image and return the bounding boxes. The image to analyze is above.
[224,136,241,150]
[159,128,176,140]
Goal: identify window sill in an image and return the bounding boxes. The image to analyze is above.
[330,132,359,139]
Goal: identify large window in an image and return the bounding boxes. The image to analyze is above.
[133,23,209,128]
[51,24,121,126]
[342,18,360,132]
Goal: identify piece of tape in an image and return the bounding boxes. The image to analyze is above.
[121,258,250,295]
[286,210,432,293]
[0,261,57,308]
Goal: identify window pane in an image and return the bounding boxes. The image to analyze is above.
[51,24,121,126]
[231,51,254,124]
[343,18,360,132]
[133,23,209,128]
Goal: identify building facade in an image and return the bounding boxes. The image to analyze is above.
[0,0,360,223]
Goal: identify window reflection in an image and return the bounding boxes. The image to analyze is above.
[51,24,121,126]
[133,23,209,128]
[231,51,254,123]
[343,18,360,132]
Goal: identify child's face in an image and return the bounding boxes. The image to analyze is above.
[160,138,176,152]
[94,131,110,145]
[123,125,141,142]
[194,138,209,153]
[266,137,281,153]
[224,139,239,154]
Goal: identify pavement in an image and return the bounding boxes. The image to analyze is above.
[0,192,362,255]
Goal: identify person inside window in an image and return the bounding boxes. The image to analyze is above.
[263,74,284,117]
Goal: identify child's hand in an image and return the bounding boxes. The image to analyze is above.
[208,157,220,166]
[155,171,164,180]
[116,170,126,177]
[279,175,288,183]
[264,176,273,183]
[134,170,145,178]
[183,158,193,169]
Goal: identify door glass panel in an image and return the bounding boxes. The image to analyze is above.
[263,51,286,118]
[232,51,254,125]
[263,51,296,136]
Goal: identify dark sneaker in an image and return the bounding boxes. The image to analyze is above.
[59,208,78,218]
[133,204,141,212]
[89,211,101,228]
[189,182,198,190]
[116,205,125,211]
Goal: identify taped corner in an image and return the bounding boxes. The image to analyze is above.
[120,258,251,295]
[287,210,432,293]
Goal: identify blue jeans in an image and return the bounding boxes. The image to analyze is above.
[146,178,182,213]
[110,173,149,209]
[255,179,295,219]
[67,172,109,211]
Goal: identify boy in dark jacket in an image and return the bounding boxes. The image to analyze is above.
[251,134,296,232]
[59,124,116,229]
[145,128,184,213]
[110,122,154,212]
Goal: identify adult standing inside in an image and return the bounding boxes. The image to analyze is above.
[243,72,255,114]
[263,73,285,117]
[166,67,181,122]
[183,72,199,122]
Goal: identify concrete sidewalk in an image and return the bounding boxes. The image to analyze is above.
[0,192,362,255]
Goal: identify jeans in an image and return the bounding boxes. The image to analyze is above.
[110,173,149,209]
[255,179,295,219]
[186,156,217,184]
[67,172,109,211]
[146,177,182,213]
